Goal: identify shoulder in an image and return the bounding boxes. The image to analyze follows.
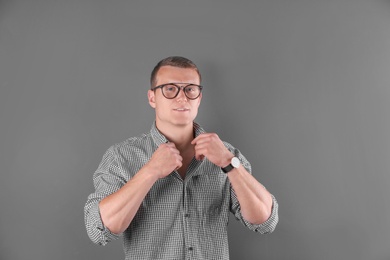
[107,131,155,159]
[222,140,235,150]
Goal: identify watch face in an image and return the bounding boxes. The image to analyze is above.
[231,157,240,168]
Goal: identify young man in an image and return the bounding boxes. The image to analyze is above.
[84,56,278,259]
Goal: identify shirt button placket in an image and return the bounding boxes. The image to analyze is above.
[183,180,195,259]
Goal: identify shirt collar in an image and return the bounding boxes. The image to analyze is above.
[193,121,206,137]
[150,121,169,146]
[150,121,206,147]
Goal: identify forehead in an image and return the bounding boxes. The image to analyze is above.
[156,66,200,85]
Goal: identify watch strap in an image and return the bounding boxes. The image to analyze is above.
[221,163,234,173]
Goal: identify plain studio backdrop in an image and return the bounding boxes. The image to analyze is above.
[1,1,390,259]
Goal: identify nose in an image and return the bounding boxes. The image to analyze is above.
[175,87,188,101]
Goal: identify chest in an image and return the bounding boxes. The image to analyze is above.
[138,172,231,218]
[177,148,195,178]
[177,156,193,178]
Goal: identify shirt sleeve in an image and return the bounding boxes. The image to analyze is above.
[231,191,279,234]
[84,146,125,245]
[228,146,279,234]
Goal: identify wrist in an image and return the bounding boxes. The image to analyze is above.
[221,156,240,173]
[220,152,234,168]
[141,163,162,181]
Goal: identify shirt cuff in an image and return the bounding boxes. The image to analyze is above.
[241,195,279,234]
[86,201,121,246]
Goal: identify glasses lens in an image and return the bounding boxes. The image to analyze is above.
[162,84,179,99]
[184,85,201,99]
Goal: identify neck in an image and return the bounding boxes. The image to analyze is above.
[156,122,194,150]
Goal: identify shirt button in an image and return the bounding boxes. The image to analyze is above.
[188,247,193,251]
[184,213,190,218]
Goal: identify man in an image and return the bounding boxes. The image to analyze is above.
[84,56,278,259]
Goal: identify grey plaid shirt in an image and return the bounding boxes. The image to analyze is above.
[84,122,278,260]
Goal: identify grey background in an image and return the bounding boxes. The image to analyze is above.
[1,1,389,259]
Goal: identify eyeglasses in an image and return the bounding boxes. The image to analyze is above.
[152,83,203,100]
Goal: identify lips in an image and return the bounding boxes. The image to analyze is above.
[173,108,189,111]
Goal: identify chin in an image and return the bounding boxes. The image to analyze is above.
[157,114,197,128]
[173,120,193,127]
[169,117,195,126]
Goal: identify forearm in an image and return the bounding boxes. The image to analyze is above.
[99,166,159,234]
[227,166,273,225]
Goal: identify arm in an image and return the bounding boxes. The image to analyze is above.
[85,142,183,244]
[99,142,183,234]
[98,166,159,234]
[225,162,273,224]
[192,133,274,225]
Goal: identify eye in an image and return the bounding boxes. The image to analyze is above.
[185,85,196,92]
[163,85,177,92]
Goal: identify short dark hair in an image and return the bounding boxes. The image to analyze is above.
[150,56,201,88]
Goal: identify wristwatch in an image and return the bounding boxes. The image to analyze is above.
[221,157,240,173]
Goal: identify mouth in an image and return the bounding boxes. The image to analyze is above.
[173,108,190,112]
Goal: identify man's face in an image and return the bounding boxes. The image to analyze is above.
[148,66,202,129]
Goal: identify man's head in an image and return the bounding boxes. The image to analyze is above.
[148,56,202,130]
[150,56,202,88]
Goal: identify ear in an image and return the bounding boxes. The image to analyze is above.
[148,90,156,108]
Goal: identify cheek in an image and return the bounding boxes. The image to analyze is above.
[191,103,200,116]
[192,100,201,110]
[154,99,170,115]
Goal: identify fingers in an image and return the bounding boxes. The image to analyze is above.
[193,152,205,161]
[191,133,218,145]
[150,143,183,178]
[192,142,208,161]
[192,133,233,166]
[192,134,211,160]
[163,142,181,155]
[192,133,216,161]
[161,143,182,164]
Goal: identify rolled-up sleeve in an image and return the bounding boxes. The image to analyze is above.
[84,194,121,245]
[232,193,279,234]
[84,146,125,245]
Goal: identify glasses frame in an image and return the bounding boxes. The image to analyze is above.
[152,83,203,100]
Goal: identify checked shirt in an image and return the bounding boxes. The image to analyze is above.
[84,122,278,260]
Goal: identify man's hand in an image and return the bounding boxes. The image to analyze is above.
[191,133,234,167]
[146,143,183,179]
